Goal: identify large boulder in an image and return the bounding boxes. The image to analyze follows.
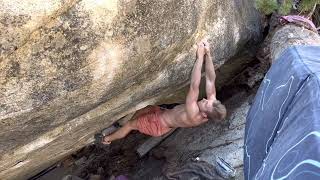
[0,0,262,179]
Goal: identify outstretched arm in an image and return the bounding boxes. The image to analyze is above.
[186,43,205,119]
[204,41,217,100]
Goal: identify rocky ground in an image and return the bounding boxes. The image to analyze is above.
[131,90,252,180]
[35,90,253,180]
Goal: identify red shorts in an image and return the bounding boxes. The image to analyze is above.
[136,106,172,137]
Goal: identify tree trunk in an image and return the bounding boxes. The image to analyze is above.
[270,24,320,61]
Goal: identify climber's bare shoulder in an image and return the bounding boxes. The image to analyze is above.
[162,104,207,128]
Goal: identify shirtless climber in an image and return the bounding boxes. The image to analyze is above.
[102,39,227,144]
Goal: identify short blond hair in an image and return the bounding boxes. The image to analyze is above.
[207,100,226,121]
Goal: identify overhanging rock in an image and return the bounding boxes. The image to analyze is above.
[0,0,262,179]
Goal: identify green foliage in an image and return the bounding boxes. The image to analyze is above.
[255,0,278,15]
[279,0,292,15]
[256,0,320,15]
[299,0,320,12]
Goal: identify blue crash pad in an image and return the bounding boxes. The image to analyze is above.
[244,45,320,180]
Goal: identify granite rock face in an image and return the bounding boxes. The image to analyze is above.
[0,0,262,179]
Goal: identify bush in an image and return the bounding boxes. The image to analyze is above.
[279,0,292,15]
[255,0,320,15]
[255,0,278,15]
[300,0,320,12]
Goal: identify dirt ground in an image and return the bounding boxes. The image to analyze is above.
[35,90,252,180]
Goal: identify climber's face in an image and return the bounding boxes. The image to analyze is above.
[198,98,212,114]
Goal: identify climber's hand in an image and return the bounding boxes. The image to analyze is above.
[197,42,205,59]
[203,39,210,55]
